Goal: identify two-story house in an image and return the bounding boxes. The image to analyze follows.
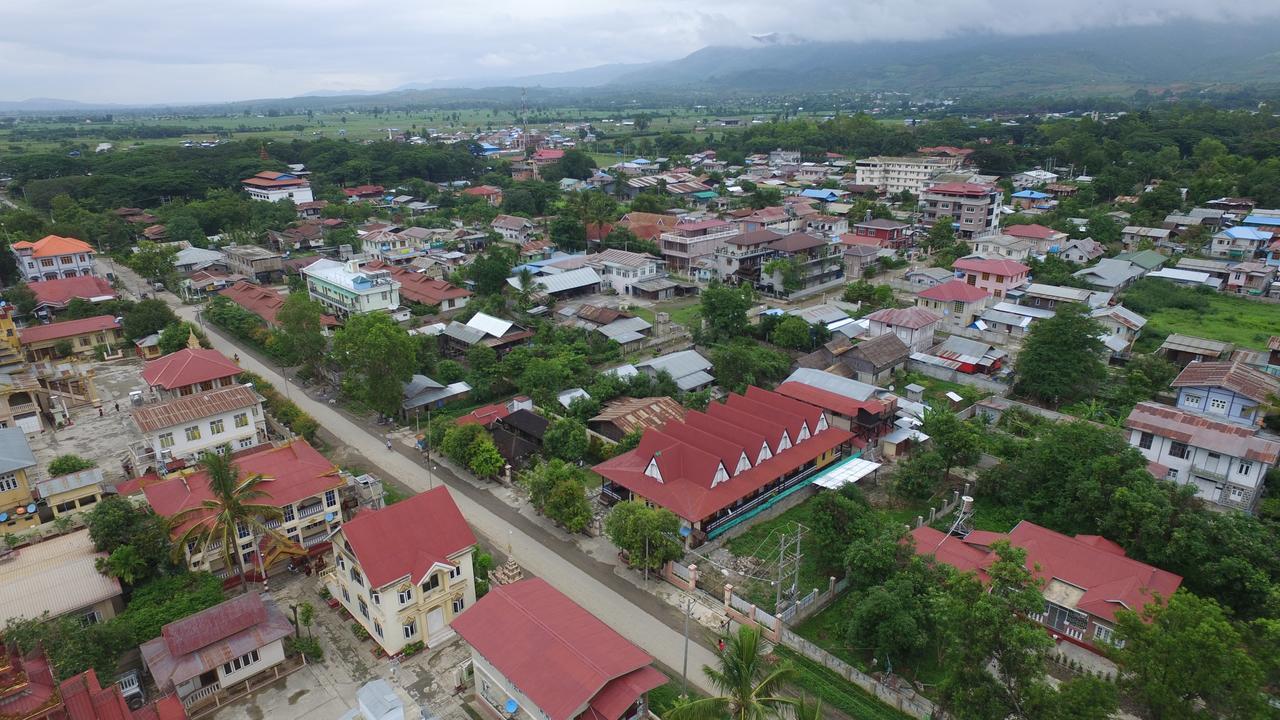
[583,249,667,296]
[660,219,740,273]
[223,244,284,284]
[383,265,472,313]
[454,578,666,720]
[11,235,97,282]
[18,315,122,361]
[303,259,402,318]
[1225,261,1276,295]
[1170,361,1280,427]
[328,487,477,657]
[1090,304,1147,358]
[1210,226,1273,260]
[971,235,1032,261]
[125,439,346,579]
[462,185,504,207]
[0,428,40,529]
[130,384,266,473]
[715,229,781,286]
[491,215,535,243]
[242,170,314,203]
[864,307,941,353]
[844,217,910,249]
[1120,226,1172,252]
[951,257,1029,300]
[142,347,243,399]
[915,279,990,330]
[1018,284,1111,311]
[141,592,295,712]
[1125,401,1280,512]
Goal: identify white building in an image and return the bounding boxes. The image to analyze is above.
[303,258,402,317]
[11,235,97,282]
[583,249,667,295]
[241,171,314,203]
[131,384,266,468]
[1125,401,1280,513]
[853,155,961,195]
[1010,169,1059,190]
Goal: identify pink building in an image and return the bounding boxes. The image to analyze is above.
[952,257,1029,300]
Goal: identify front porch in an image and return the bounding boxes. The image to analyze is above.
[183,654,308,718]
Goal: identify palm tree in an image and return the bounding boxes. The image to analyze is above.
[173,451,287,593]
[667,625,797,720]
[515,267,536,308]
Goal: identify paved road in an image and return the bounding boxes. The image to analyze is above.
[124,268,720,695]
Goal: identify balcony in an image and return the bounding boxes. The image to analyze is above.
[297,501,326,519]
[1189,465,1229,484]
[182,682,222,709]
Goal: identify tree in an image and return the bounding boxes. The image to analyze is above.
[699,281,754,342]
[550,216,588,252]
[441,423,485,465]
[298,602,315,637]
[469,246,515,296]
[544,478,591,532]
[97,545,149,585]
[543,417,589,462]
[127,240,178,283]
[331,312,417,417]
[467,434,506,478]
[1114,590,1266,719]
[935,542,1058,720]
[1013,303,1106,408]
[522,459,582,511]
[806,487,871,575]
[48,454,95,477]
[3,283,36,317]
[921,406,980,485]
[165,214,206,247]
[768,315,811,350]
[172,452,287,593]
[710,341,791,394]
[666,625,796,720]
[845,559,942,668]
[156,321,207,355]
[923,219,956,252]
[121,299,179,341]
[276,293,326,373]
[604,501,683,569]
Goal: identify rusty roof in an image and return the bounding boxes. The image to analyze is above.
[1170,361,1280,403]
[590,396,687,436]
[132,385,260,433]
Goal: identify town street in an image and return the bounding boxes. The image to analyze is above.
[122,267,722,695]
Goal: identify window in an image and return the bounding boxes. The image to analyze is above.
[238,438,255,449]
[283,504,295,522]
[398,588,413,604]
[184,425,201,441]
[336,554,344,570]
[210,419,225,435]
[371,591,380,606]
[325,490,337,506]
[1238,462,1252,476]
[1168,469,1179,480]
[349,568,363,586]
[1094,624,1122,646]
[452,597,466,613]
[449,565,463,580]
[222,649,260,676]
[373,620,383,638]
[1207,452,1221,461]
[341,586,350,602]
[0,473,17,492]
[1230,486,1246,500]
[40,258,54,268]
[234,412,249,428]
[358,597,369,619]
[1168,442,1189,460]
[421,574,440,594]
[237,521,250,539]
[1209,397,1228,412]
[403,620,418,639]
[981,272,990,281]
[1138,432,1153,450]
[81,610,101,625]
[953,301,965,313]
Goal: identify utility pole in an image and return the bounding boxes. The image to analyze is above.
[774,532,785,613]
[681,597,692,698]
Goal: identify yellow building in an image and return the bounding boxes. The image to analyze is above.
[33,467,106,518]
[0,427,41,529]
[18,315,122,362]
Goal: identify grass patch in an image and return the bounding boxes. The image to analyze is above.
[723,498,827,611]
[777,647,915,720]
[893,370,988,409]
[628,306,656,324]
[654,299,701,330]
[1139,292,1280,351]
[793,594,947,692]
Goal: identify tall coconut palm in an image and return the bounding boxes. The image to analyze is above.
[515,267,536,308]
[172,451,287,593]
[667,625,797,720]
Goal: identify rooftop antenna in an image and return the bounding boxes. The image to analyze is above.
[933,495,975,554]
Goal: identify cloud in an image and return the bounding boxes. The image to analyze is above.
[2,0,1277,103]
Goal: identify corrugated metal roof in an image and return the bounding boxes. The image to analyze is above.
[0,428,36,474]
[466,312,514,338]
[783,367,880,401]
[637,349,712,381]
[0,530,121,625]
[510,267,602,295]
[33,467,104,499]
[132,385,260,434]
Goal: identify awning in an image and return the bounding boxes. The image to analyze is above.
[812,456,881,490]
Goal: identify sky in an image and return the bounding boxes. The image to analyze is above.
[3,0,1280,105]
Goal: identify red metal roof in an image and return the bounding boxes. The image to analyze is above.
[18,315,118,344]
[455,398,528,427]
[864,307,941,330]
[775,382,887,418]
[926,182,994,197]
[917,279,990,303]
[163,592,267,657]
[340,487,476,589]
[910,521,1181,623]
[16,234,94,258]
[953,257,1030,276]
[141,347,241,390]
[451,579,659,720]
[1002,223,1060,240]
[391,269,473,306]
[60,669,135,720]
[593,388,853,521]
[140,440,344,534]
[462,185,502,196]
[29,275,116,309]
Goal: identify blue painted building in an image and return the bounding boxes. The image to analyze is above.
[1170,361,1280,427]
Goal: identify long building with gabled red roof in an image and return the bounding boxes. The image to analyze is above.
[593,387,853,543]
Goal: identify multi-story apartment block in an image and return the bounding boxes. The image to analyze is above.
[303,258,402,318]
[762,232,844,295]
[12,235,97,282]
[222,244,284,284]
[919,182,1000,239]
[125,439,346,580]
[130,384,266,473]
[659,219,740,273]
[854,155,961,195]
[583,249,667,296]
[328,487,477,656]
[714,229,782,286]
[1125,401,1280,512]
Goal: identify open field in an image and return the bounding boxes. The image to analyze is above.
[1138,292,1280,351]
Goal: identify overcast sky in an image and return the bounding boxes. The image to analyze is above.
[3,0,1279,105]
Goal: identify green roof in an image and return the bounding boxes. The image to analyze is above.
[1113,250,1167,271]
[692,191,719,200]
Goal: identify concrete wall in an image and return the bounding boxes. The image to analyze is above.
[905,357,1011,394]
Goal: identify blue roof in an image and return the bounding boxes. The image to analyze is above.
[1242,215,1280,227]
[800,188,838,200]
[1012,190,1051,199]
[1225,226,1273,240]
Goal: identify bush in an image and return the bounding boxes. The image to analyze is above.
[286,635,324,662]
[240,371,320,442]
[351,622,370,640]
[48,454,95,477]
[402,640,425,657]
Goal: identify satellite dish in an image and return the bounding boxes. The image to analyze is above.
[504,699,519,714]
[679,526,692,538]
[0,513,8,522]
[25,504,35,514]
[325,512,335,522]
